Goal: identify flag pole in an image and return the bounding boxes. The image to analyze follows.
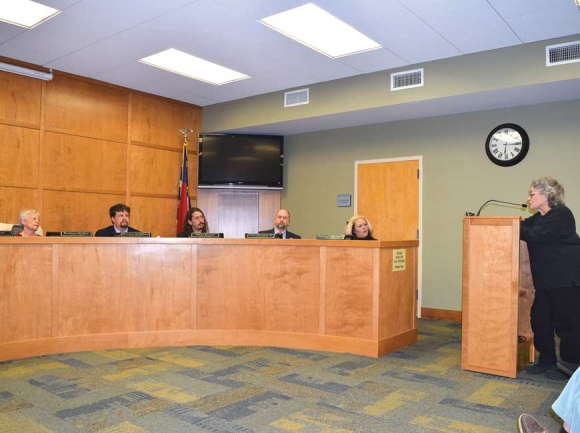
[177,129,193,235]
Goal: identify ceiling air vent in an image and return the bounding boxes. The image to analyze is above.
[391,68,424,91]
[546,41,580,67]
[284,88,309,107]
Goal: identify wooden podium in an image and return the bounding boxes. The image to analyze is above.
[462,216,535,378]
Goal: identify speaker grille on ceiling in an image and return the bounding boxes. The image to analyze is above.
[284,88,309,107]
[546,41,580,66]
[391,68,424,91]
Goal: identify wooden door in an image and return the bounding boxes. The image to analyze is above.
[356,159,420,241]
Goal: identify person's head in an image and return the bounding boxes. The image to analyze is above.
[184,207,208,233]
[109,203,130,231]
[528,176,565,213]
[19,209,40,235]
[274,209,290,232]
[345,215,373,239]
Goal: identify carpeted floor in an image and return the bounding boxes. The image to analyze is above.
[0,319,567,432]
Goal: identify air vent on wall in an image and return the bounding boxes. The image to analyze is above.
[284,88,309,107]
[391,68,424,91]
[546,41,580,67]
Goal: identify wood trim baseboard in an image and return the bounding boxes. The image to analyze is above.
[421,308,462,323]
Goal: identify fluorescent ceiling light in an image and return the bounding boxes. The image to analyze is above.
[259,3,381,59]
[0,61,53,81]
[139,49,250,86]
[0,0,60,28]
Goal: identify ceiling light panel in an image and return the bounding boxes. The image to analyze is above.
[139,49,250,86]
[0,0,60,28]
[259,3,381,59]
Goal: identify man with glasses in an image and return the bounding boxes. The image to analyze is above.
[95,203,141,237]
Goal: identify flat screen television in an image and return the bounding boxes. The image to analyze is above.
[198,133,284,189]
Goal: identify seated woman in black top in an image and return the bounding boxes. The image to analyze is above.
[178,207,209,237]
[345,215,376,240]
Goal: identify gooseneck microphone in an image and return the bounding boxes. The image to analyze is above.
[475,200,528,216]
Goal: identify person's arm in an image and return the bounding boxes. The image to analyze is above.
[520,207,575,243]
[520,215,534,228]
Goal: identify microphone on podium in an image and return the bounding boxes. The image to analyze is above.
[473,200,528,216]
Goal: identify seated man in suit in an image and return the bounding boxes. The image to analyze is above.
[259,209,301,239]
[95,203,140,237]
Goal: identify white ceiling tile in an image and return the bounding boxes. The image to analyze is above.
[399,0,523,54]
[507,10,580,43]
[0,0,199,65]
[180,93,217,106]
[130,76,219,104]
[487,0,572,19]
[94,62,173,87]
[211,0,307,20]
[337,49,409,74]
[36,0,83,9]
[317,0,438,45]
[0,23,26,44]
[388,36,462,65]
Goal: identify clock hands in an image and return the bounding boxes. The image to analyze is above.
[486,123,529,167]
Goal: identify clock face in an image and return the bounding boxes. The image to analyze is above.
[485,123,530,167]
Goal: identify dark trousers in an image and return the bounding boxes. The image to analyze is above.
[531,287,580,365]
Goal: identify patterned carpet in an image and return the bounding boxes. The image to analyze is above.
[0,319,566,432]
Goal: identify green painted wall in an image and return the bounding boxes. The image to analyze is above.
[282,99,580,311]
[203,35,580,133]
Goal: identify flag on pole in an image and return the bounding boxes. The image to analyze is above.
[176,140,191,235]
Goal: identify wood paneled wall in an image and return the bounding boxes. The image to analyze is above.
[0,68,201,236]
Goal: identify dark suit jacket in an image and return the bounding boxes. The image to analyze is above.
[258,228,301,239]
[94,225,140,237]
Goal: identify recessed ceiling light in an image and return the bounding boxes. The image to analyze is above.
[0,0,60,29]
[259,3,381,59]
[139,49,250,86]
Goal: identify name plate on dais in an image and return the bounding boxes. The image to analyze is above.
[189,232,224,238]
[0,231,12,237]
[316,234,350,240]
[47,231,93,237]
[245,233,276,239]
[120,232,151,237]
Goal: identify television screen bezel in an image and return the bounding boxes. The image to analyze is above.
[197,133,284,190]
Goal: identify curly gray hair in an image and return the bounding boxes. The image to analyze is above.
[530,176,565,207]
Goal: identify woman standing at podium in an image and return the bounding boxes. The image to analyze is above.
[521,176,580,380]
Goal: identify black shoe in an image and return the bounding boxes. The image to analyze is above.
[545,369,570,380]
[525,363,556,374]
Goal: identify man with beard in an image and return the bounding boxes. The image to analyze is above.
[177,207,209,237]
[95,203,140,237]
[259,209,301,239]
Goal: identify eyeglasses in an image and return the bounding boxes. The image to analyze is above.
[528,193,540,198]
